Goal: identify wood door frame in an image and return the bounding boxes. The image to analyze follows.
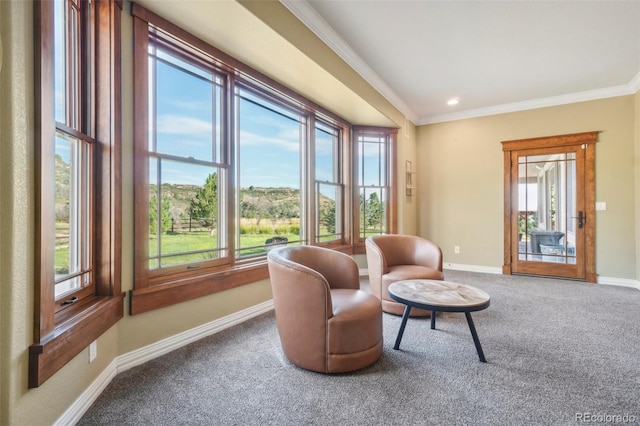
[502,131,597,282]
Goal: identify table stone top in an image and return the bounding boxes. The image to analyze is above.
[388,279,490,308]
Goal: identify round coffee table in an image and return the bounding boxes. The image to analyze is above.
[388,279,491,362]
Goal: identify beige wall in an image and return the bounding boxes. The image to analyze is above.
[417,96,638,280]
[0,2,417,425]
[636,91,640,281]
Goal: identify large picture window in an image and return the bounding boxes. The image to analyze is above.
[131,5,394,314]
[31,0,123,388]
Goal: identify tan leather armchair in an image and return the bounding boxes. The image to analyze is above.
[366,234,444,316]
[267,245,383,373]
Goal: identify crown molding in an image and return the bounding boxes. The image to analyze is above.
[280,1,640,128]
[280,0,419,124]
[629,70,640,93]
[419,75,640,125]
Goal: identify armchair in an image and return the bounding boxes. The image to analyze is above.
[365,234,444,316]
[267,245,383,373]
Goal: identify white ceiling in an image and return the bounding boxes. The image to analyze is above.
[284,0,640,125]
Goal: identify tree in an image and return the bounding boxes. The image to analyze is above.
[366,192,383,230]
[190,172,218,233]
[149,194,172,234]
[321,204,336,234]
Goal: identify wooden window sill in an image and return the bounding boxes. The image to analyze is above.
[29,294,124,388]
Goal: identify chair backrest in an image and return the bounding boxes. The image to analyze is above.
[367,234,442,270]
[269,245,359,290]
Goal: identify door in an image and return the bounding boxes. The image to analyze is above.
[502,132,597,282]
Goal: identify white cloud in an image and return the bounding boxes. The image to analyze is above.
[157,114,213,136]
[239,129,300,152]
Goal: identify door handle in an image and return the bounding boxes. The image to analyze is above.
[572,211,585,228]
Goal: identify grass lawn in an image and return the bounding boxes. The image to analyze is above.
[57,227,351,272]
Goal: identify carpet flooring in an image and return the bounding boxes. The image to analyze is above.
[78,270,640,425]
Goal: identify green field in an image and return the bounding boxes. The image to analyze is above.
[56,229,345,271]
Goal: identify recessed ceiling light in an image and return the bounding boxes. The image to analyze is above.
[447,98,459,106]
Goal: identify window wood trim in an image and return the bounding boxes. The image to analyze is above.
[30,0,124,388]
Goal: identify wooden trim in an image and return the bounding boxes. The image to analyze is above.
[389,130,398,235]
[132,14,150,289]
[353,243,367,255]
[95,0,122,295]
[502,131,598,282]
[29,294,124,388]
[341,125,353,246]
[130,242,356,315]
[584,143,597,282]
[130,264,269,315]
[502,149,513,274]
[30,0,123,388]
[502,131,598,151]
[34,0,57,340]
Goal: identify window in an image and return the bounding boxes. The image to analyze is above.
[131,5,393,313]
[30,0,123,388]
[354,126,397,249]
[315,120,344,244]
[235,87,306,256]
[146,41,228,272]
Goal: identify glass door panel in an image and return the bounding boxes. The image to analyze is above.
[517,153,576,265]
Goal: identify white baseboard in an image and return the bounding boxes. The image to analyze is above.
[363,264,640,291]
[118,299,274,373]
[443,263,503,274]
[56,299,275,425]
[597,276,640,290]
[362,264,503,276]
[54,359,119,426]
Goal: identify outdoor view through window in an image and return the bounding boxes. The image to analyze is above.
[145,42,350,272]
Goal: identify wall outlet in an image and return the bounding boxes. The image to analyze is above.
[89,340,97,363]
[454,246,460,254]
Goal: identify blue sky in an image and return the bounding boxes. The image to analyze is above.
[154,57,303,188]
[55,43,379,192]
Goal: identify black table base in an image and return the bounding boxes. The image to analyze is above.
[393,305,487,363]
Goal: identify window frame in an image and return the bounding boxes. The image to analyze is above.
[233,82,310,257]
[30,0,123,388]
[130,4,395,314]
[353,126,398,254]
[145,37,230,275]
[314,117,347,246]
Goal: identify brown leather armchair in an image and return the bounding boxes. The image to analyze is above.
[267,245,383,373]
[365,234,444,316]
